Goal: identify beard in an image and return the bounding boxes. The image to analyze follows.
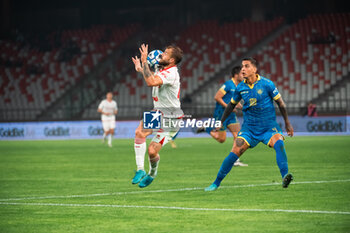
[158,59,170,66]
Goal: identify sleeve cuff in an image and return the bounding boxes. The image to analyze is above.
[231,98,238,104]
[219,88,226,95]
[273,93,281,100]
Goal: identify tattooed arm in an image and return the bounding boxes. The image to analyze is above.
[275,97,294,137]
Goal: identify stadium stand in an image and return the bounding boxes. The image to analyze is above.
[195,13,350,114]
[0,24,139,120]
[254,13,350,111]
[81,18,284,119]
[1,13,349,121]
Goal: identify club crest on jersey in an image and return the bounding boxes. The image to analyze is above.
[257,89,263,95]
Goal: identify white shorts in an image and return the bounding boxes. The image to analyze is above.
[102,120,116,131]
[151,118,181,146]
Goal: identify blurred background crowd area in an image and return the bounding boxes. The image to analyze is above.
[0,0,349,121]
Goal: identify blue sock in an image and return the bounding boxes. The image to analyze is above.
[213,152,239,186]
[274,140,288,178]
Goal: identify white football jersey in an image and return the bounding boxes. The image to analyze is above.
[153,66,183,118]
[98,99,118,121]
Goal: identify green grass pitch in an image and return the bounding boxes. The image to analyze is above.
[0,136,350,233]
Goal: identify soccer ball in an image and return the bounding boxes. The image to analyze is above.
[147,50,163,70]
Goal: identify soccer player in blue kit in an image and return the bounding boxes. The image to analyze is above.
[196,66,247,166]
[205,57,294,191]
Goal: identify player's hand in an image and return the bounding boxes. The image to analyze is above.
[285,121,294,137]
[139,43,148,63]
[132,56,142,72]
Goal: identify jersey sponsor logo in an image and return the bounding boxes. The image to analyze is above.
[273,88,279,94]
[143,111,162,129]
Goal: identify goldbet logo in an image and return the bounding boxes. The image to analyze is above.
[0,128,24,137]
[88,126,104,136]
[44,127,70,136]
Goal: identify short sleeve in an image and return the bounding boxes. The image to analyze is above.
[231,89,242,104]
[267,81,281,100]
[219,83,230,95]
[157,70,176,85]
[98,101,104,110]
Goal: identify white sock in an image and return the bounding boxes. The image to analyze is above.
[108,134,112,145]
[149,155,160,178]
[134,140,146,171]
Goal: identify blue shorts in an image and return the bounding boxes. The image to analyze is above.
[237,122,283,148]
[213,107,239,131]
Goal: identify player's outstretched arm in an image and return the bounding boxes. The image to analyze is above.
[275,97,294,137]
[220,101,237,125]
[236,102,243,110]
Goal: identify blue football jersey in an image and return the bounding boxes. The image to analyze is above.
[215,78,238,111]
[231,75,281,131]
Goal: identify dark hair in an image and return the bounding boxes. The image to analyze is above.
[231,66,241,77]
[167,45,183,64]
[242,57,258,69]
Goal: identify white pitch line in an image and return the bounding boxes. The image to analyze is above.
[0,179,349,202]
[0,202,349,215]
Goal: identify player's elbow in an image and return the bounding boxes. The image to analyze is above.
[278,101,286,109]
[146,80,155,87]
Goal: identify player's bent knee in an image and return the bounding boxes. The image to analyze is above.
[269,134,284,147]
[217,137,226,143]
[148,146,158,157]
[135,129,144,138]
[232,138,248,156]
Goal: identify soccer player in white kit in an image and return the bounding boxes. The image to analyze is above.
[97,92,118,147]
[131,44,183,188]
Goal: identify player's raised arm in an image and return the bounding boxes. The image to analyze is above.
[275,97,294,137]
[132,56,143,73]
[139,44,163,87]
[220,100,237,124]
